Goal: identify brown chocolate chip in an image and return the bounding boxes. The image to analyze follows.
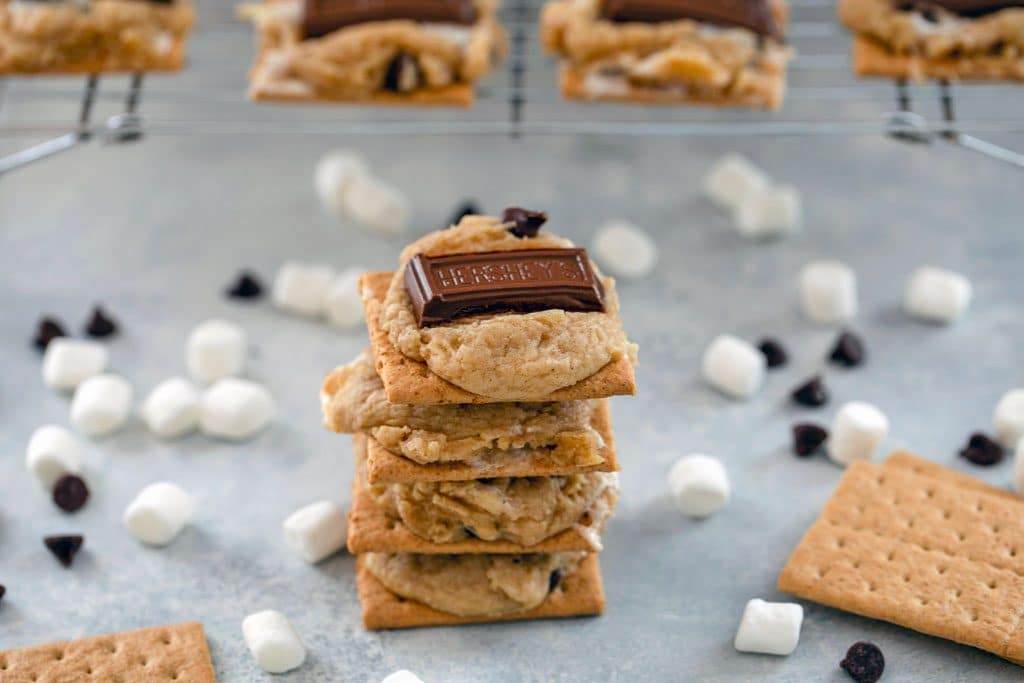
[829,330,866,367]
[53,475,90,513]
[501,207,548,238]
[226,270,264,299]
[548,569,562,593]
[959,432,1003,466]
[44,535,84,568]
[757,338,788,369]
[33,317,67,351]
[840,641,885,683]
[383,52,421,92]
[792,423,828,457]
[84,305,118,338]
[791,376,829,408]
[449,200,482,227]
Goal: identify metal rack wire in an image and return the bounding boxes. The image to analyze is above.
[2,0,1023,175]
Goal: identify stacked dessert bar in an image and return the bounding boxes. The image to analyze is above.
[0,0,195,74]
[241,0,507,105]
[320,209,637,628]
[540,0,793,109]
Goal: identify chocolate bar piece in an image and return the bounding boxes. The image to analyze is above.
[893,0,1024,16]
[404,249,606,326]
[302,0,478,38]
[600,0,780,39]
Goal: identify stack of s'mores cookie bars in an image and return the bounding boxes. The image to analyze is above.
[320,209,637,629]
[240,0,507,105]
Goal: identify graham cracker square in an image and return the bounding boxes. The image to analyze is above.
[852,36,1024,81]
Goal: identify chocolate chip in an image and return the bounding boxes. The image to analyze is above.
[959,432,1004,466]
[448,200,482,227]
[791,376,829,407]
[757,338,788,369]
[792,423,828,456]
[226,270,264,300]
[829,330,866,367]
[501,207,548,238]
[84,305,118,338]
[53,474,90,513]
[44,535,84,568]
[840,641,885,683]
[463,526,478,539]
[383,52,420,92]
[548,569,562,593]
[32,316,67,351]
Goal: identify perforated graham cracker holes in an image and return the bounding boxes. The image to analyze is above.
[0,622,214,682]
[779,454,1024,665]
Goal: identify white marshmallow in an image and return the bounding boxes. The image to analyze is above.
[70,373,133,437]
[668,454,730,518]
[26,425,82,489]
[994,389,1024,449]
[324,269,365,329]
[904,266,972,324]
[827,401,889,466]
[272,262,335,317]
[1014,439,1024,494]
[734,599,804,656]
[123,482,194,546]
[140,377,201,439]
[314,150,369,216]
[242,610,306,674]
[343,174,411,235]
[199,378,275,441]
[186,319,247,384]
[701,335,765,399]
[42,339,108,391]
[382,671,425,683]
[734,185,801,240]
[592,220,657,279]
[703,153,770,210]
[799,261,858,324]
[283,501,347,564]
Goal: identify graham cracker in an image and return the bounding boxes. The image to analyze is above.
[559,65,786,110]
[884,450,1019,501]
[852,37,1024,81]
[360,271,637,405]
[0,45,187,76]
[248,72,474,106]
[0,622,216,682]
[348,439,609,554]
[365,400,618,484]
[778,457,1024,665]
[356,552,605,629]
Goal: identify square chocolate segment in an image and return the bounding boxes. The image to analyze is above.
[302,0,478,38]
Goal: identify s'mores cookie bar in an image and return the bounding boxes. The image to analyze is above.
[840,0,1024,81]
[0,0,195,74]
[363,210,637,405]
[540,0,793,108]
[240,0,507,104]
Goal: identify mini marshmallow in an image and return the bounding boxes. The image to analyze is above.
[283,501,347,564]
[904,266,972,324]
[799,260,858,323]
[70,373,133,437]
[123,482,194,546]
[272,262,335,317]
[242,610,306,674]
[734,185,801,240]
[343,174,411,235]
[994,389,1024,449]
[734,599,804,656]
[42,339,108,391]
[828,401,889,466]
[382,671,425,683]
[324,269,364,329]
[199,378,275,441]
[1014,439,1024,494]
[26,425,82,489]
[668,454,730,518]
[701,335,765,399]
[592,220,657,279]
[314,150,369,216]
[140,377,201,439]
[703,153,770,210]
[186,319,247,384]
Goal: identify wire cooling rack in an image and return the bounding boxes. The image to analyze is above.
[2,0,1024,174]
